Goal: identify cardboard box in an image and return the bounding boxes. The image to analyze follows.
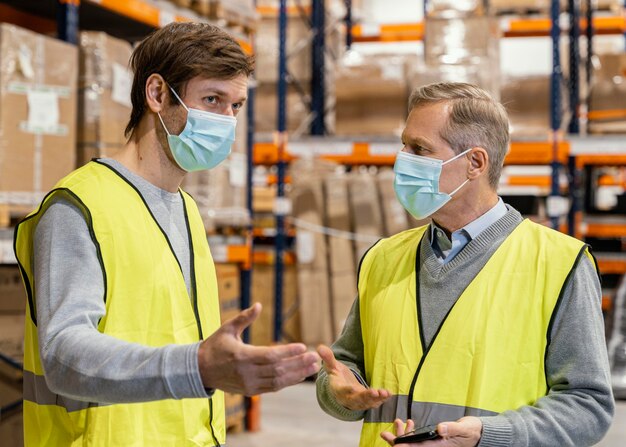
[224,390,245,429]
[377,168,409,237]
[589,54,626,134]
[349,171,384,267]
[330,271,356,338]
[250,263,300,345]
[335,54,410,137]
[323,173,355,275]
[0,24,77,206]
[0,266,26,313]
[500,76,552,138]
[215,263,240,302]
[0,359,22,447]
[254,82,310,134]
[77,32,133,166]
[255,15,311,84]
[0,314,24,362]
[296,267,333,346]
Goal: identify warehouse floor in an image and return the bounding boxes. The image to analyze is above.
[227,382,626,447]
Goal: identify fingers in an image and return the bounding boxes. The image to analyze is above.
[256,351,321,379]
[336,385,391,410]
[223,303,262,336]
[246,342,309,364]
[380,431,396,445]
[316,344,338,371]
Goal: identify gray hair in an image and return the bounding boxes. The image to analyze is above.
[408,82,510,189]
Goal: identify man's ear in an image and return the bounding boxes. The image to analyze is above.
[145,74,168,113]
[466,147,489,180]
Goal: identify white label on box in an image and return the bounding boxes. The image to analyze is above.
[229,153,247,188]
[18,45,35,79]
[0,239,16,264]
[211,244,228,263]
[273,197,292,216]
[381,64,403,81]
[112,63,133,108]
[546,195,570,218]
[26,90,59,134]
[296,231,315,264]
[369,143,400,156]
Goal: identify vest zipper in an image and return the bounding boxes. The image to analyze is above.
[209,398,221,446]
[181,195,204,340]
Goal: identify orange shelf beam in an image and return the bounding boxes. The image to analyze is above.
[576,154,626,168]
[597,258,626,275]
[584,222,626,238]
[252,250,296,265]
[352,22,424,42]
[505,141,570,165]
[350,15,626,42]
[254,141,569,166]
[85,0,253,54]
[602,295,612,312]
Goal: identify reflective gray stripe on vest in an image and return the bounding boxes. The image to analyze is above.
[364,395,497,425]
[23,370,99,413]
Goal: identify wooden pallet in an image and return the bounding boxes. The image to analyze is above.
[0,204,33,228]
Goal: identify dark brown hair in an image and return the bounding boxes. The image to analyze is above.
[125,22,254,137]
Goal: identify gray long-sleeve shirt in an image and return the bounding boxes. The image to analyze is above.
[32,159,210,403]
[316,207,614,446]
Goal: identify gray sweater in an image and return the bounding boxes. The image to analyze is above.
[316,208,614,446]
[32,159,210,403]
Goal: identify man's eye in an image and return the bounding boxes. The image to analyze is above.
[232,103,243,110]
[204,96,217,104]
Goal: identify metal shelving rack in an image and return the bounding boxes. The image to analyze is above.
[0,0,260,430]
[261,0,626,339]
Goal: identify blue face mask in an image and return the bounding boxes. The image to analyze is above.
[393,148,471,220]
[157,85,236,172]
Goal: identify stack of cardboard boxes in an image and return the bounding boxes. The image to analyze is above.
[0,266,26,446]
[77,32,133,166]
[214,263,246,430]
[0,24,77,218]
[589,53,626,134]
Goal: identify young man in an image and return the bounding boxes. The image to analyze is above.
[15,23,320,446]
[316,82,614,447]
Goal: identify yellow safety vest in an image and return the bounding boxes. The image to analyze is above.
[14,160,226,446]
[358,220,592,446]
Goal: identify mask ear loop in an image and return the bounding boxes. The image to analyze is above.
[157,83,188,136]
[442,147,473,165]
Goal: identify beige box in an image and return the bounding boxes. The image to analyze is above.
[297,267,334,346]
[500,76,552,138]
[291,173,327,271]
[0,24,77,204]
[254,82,310,134]
[330,271,356,338]
[323,173,355,275]
[215,263,241,302]
[255,15,311,84]
[335,55,410,137]
[250,263,300,345]
[349,171,384,267]
[77,32,133,166]
[377,168,409,237]
[0,266,26,313]
[589,54,626,134]
[0,314,24,362]
[0,359,23,447]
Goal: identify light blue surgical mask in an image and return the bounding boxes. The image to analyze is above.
[393,148,472,220]
[157,85,236,172]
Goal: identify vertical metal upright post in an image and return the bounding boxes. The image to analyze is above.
[567,0,581,236]
[57,0,80,44]
[345,0,353,49]
[274,0,288,342]
[568,0,581,134]
[550,0,562,230]
[311,0,326,135]
[585,0,593,94]
[242,2,257,344]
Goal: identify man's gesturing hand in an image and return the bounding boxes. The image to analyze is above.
[317,344,390,411]
[198,303,321,395]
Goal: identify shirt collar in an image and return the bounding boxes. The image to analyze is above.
[430,197,507,243]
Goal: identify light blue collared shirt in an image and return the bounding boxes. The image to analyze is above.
[430,198,508,265]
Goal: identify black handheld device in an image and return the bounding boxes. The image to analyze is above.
[393,424,441,444]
